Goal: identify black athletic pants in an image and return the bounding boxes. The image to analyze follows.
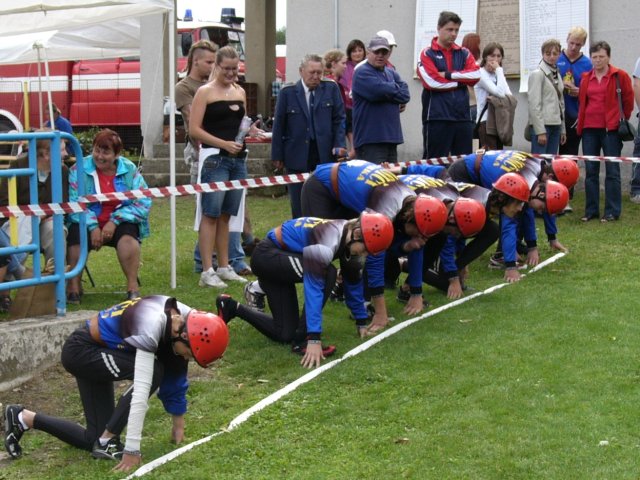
[32,328,163,451]
[300,174,358,220]
[245,239,336,344]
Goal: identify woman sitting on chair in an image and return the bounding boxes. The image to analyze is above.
[66,129,151,303]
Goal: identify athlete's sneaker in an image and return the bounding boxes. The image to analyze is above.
[216,294,238,324]
[329,280,344,302]
[243,281,266,312]
[291,341,337,357]
[488,253,527,270]
[91,437,124,461]
[4,404,25,459]
[216,266,248,283]
[396,287,430,308]
[199,268,228,288]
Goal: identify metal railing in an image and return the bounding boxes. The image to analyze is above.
[0,131,87,316]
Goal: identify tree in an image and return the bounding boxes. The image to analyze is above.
[276,27,286,45]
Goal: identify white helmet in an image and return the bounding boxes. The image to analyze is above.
[376,30,397,47]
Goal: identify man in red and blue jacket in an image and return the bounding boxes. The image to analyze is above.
[416,11,480,159]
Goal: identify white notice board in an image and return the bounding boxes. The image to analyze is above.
[519,0,589,92]
[414,0,479,69]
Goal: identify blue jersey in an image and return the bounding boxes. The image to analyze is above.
[404,163,447,178]
[557,51,592,119]
[88,295,190,415]
[267,217,367,334]
[462,150,542,189]
[313,160,416,292]
[313,159,414,219]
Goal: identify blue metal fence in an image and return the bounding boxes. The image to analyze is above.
[0,131,87,316]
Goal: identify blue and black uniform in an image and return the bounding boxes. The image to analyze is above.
[448,150,558,268]
[240,217,369,343]
[301,160,417,298]
[397,174,498,291]
[30,296,190,452]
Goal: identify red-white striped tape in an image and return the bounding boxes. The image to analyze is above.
[0,173,309,218]
[1,153,638,218]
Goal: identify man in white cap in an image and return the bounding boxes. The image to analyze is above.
[351,36,410,164]
[376,30,397,49]
[376,30,397,69]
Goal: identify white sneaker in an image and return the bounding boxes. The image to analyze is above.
[216,266,248,283]
[630,194,640,204]
[244,280,266,311]
[199,268,228,288]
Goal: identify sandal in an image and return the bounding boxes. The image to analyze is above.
[236,267,252,276]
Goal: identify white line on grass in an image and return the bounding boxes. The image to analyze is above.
[126,252,566,478]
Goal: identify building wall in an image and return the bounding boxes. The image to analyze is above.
[286,0,640,160]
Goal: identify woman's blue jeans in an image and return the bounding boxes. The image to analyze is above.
[582,128,622,218]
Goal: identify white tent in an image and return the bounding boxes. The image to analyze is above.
[0,0,180,288]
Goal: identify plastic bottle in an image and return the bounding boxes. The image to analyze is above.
[235,116,252,144]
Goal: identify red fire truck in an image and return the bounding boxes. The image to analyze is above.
[0,9,247,149]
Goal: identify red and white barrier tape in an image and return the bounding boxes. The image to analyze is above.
[0,173,310,218]
[1,153,639,218]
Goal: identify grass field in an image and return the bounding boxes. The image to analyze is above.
[1,186,640,479]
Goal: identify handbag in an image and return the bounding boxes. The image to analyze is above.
[615,74,636,141]
[473,103,489,140]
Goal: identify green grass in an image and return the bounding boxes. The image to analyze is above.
[2,189,640,479]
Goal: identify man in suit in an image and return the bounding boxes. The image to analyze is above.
[272,54,346,218]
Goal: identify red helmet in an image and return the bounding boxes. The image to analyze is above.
[452,198,487,237]
[186,310,229,367]
[551,158,579,188]
[492,173,530,202]
[360,211,394,255]
[414,194,447,237]
[544,180,569,215]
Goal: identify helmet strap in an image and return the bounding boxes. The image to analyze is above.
[171,323,190,348]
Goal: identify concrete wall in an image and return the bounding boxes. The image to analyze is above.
[0,312,92,392]
[286,0,640,160]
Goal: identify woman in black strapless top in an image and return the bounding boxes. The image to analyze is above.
[190,46,263,288]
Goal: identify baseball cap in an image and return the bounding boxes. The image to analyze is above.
[368,36,390,52]
[376,30,397,47]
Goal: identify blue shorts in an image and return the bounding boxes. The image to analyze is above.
[200,153,247,218]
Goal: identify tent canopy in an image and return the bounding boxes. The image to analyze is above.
[0,0,173,64]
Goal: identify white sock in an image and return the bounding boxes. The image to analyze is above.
[17,411,29,431]
[98,436,111,446]
[253,281,265,294]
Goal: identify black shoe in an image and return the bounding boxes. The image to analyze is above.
[91,437,124,461]
[396,286,410,303]
[0,295,11,313]
[291,341,337,357]
[600,214,619,223]
[67,292,81,305]
[4,404,25,459]
[396,287,430,308]
[329,281,344,302]
[216,294,238,324]
[126,290,140,300]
